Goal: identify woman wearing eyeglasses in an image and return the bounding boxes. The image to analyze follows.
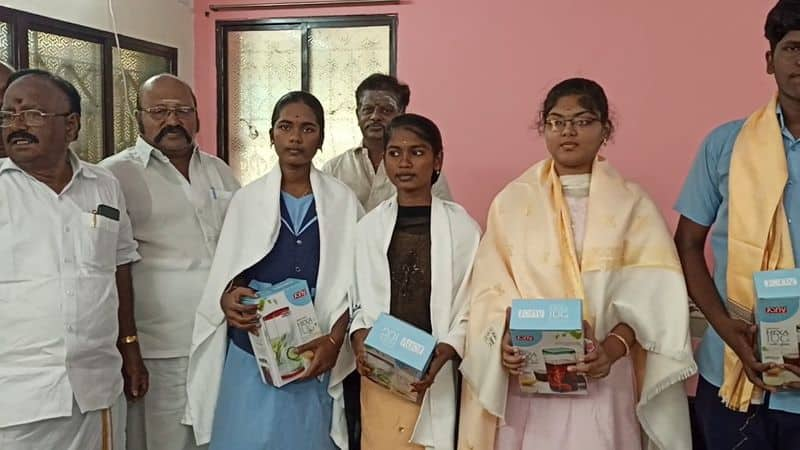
[457,78,697,450]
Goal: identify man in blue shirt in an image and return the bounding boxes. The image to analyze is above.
[676,1,800,448]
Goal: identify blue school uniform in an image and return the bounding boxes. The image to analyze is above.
[209,193,337,450]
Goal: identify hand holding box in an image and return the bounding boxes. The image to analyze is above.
[510,299,588,395]
[363,313,437,402]
[754,269,800,386]
[242,279,323,387]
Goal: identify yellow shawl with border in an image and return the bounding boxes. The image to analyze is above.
[721,95,795,412]
[458,158,696,450]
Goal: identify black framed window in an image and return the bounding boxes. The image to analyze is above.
[0,7,178,161]
[0,20,10,63]
[217,15,397,185]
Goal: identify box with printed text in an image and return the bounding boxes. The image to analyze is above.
[510,299,588,395]
[754,269,800,386]
[363,313,436,402]
[242,278,322,387]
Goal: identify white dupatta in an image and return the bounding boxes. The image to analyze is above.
[351,196,481,450]
[183,166,360,448]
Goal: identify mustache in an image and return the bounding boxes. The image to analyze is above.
[6,131,39,144]
[155,125,191,143]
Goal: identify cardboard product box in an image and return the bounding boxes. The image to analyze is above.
[754,269,800,386]
[241,278,322,387]
[510,299,587,395]
[363,313,437,402]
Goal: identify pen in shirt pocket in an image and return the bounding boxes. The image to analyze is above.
[210,187,217,200]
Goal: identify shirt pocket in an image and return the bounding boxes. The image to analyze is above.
[212,189,234,214]
[78,212,120,272]
[207,189,234,238]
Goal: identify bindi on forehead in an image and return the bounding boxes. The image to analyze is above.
[390,134,429,148]
[279,104,316,120]
[5,81,62,110]
[280,113,314,121]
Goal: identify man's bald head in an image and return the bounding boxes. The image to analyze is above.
[0,62,15,157]
[135,73,199,157]
[136,74,196,110]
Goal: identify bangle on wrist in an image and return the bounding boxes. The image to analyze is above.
[607,332,630,357]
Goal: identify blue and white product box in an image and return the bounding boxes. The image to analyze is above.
[241,278,322,387]
[754,269,800,386]
[510,299,587,395]
[363,313,437,402]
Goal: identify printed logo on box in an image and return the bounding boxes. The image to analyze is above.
[512,331,543,347]
[400,337,425,355]
[379,327,400,347]
[510,299,587,396]
[764,277,798,288]
[245,278,321,388]
[364,313,436,402]
[288,286,312,307]
[519,309,545,319]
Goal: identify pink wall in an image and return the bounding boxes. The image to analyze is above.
[194,0,775,228]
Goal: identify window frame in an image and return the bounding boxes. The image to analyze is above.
[216,14,397,162]
[0,6,178,159]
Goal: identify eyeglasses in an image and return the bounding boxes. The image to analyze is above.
[138,105,196,121]
[0,110,72,128]
[544,117,599,132]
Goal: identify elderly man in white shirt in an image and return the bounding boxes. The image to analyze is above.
[101,74,239,450]
[0,69,145,450]
[323,73,452,213]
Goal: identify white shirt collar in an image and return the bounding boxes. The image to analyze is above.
[0,149,96,179]
[132,135,200,167]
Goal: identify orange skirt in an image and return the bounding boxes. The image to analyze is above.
[360,377,425,450]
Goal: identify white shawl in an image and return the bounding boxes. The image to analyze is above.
[351,196,481,450]
[183,166,360,448]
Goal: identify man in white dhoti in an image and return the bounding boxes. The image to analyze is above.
[101,74,239,450]
[0,69,145,450]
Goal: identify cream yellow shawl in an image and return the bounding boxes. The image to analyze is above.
[458,158,696,450]
[721,95,795,411]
